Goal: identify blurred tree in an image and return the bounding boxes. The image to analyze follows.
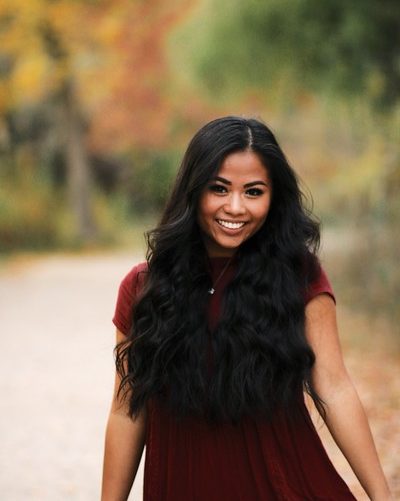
[173,0,400,107]
[0,0,195,243]
[87,0,197,153]
[0,0,97,240]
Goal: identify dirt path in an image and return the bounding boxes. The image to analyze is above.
[0,252,398,500]
[0,252,146,500]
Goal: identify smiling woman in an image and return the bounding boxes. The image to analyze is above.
[197,150,272,257]
[102,116,392,501]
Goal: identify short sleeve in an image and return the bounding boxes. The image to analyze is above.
[112,262,148,335]
[304,266,336,305]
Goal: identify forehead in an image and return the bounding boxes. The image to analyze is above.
[216,150,269,182]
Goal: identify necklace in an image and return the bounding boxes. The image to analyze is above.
[208,257,233,295]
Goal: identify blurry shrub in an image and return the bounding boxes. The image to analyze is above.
[0,181,61,252]
[123,149,180,214]
[0,147,180,254]
[335,221,399,328]
[0,178,124,253]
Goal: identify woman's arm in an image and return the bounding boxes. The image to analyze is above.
[101,329,147,501]
[305,294,392,501]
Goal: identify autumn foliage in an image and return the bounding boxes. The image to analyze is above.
[0,0,198,151]
[0,0,199,243]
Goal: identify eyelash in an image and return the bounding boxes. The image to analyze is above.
[246,188,264,197]
[208,185,264,197]
[209,184,227,194]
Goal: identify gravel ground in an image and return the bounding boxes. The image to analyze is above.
[0,251,398,500]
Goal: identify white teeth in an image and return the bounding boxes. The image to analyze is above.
[217,219,245,229]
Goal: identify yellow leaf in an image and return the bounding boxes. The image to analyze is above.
[10,52,51,104]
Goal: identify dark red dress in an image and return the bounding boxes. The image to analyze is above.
[113,258,356,500]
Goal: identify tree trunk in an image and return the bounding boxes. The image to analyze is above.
[61,79,96,241]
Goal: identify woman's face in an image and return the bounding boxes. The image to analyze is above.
[197,150,272,257]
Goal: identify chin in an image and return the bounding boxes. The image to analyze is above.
[217,240,242,253]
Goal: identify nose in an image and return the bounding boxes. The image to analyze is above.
[224,192,246,216]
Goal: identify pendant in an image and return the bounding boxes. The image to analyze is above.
[208,288,215,295]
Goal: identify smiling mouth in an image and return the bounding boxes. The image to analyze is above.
[217,219,246,229]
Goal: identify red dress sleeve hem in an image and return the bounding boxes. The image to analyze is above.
[112,261,148,336]
[304,265,336,305]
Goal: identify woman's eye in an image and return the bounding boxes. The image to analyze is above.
[246,188,264,197]
[209,184,227,194]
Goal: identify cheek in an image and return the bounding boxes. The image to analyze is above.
[198,194,217,220]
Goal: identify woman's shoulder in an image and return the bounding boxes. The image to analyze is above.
[304,264,336,305]
[120,261,148,291]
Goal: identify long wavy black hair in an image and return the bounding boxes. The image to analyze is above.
[116,116,324,424]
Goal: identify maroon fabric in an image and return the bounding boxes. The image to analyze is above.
[112,259,355,500]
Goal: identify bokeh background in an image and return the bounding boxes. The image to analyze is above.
[0,0,399,499]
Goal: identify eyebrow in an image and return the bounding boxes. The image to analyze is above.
[211,176,269,188]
